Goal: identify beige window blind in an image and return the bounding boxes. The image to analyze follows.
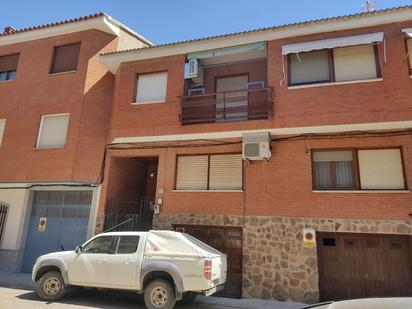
[175,155,208,190]
[37,114,70,149]
[209,154,242,190]
[0,120,5,146]
[51,43,81,74]
[358,149,405,189]
[333,45,377,82]
[407,39,412,69]
[136,72,168,103]
[289,50,331,85]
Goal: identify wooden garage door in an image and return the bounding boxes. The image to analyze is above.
[317,233,412,301]
[175,225,242,298]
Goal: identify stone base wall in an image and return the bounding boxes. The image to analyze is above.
[153,213,412,303]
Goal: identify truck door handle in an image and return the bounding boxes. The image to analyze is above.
[125,259,135,264]
[97,259,107,264]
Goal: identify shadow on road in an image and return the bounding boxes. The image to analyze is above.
[16,288,208,309]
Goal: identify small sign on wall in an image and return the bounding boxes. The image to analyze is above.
[303,228,316,247]
[38,217,47,232]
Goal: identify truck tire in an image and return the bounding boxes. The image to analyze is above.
[144,279,176,309]
[180,292,197,303]
[35,271,66,301]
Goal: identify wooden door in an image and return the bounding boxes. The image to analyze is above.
[175,225,243,298]
[317,233,412,301]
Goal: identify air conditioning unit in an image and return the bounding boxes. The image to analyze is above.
[242,132,271,161]
[187,59,199,78]
[184,59,204,85]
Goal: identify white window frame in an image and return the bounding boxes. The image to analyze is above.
[36,113,70,149]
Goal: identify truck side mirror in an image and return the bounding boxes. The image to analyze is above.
[75,246,83,254]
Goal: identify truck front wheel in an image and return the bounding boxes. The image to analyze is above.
[36,271,66,301]
[144,279,176,309]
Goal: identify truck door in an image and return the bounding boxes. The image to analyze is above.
[67,235,115,287]
[106,235,144,288]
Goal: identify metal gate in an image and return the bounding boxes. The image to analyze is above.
[21,191,92,272]
[104,196,154,232]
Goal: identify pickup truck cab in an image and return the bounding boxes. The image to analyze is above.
[32,230,227,309]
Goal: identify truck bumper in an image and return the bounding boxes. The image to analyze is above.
[204,284,225,296]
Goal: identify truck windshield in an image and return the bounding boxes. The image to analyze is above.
[181,233,223,255]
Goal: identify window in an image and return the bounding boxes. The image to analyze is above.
[289,50,332,85]
[50,43,80,74]
[0,54,19,81]
[313,149,406,190]
[358,149,405,190]
[288,44,379,86]
[116,236,139,254]
[312,151,355,190]
[135,72,168,103]
[37,114,70,149]
[176,154,242,190]
[406,39,412,74]
[0,120,5,146]
[83,236,114,254]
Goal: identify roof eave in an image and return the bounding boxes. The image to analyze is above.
[100,6,412,74]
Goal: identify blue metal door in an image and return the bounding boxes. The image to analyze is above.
[21,191,92,272]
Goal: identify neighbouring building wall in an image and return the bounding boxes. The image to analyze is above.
[0,189,31,271]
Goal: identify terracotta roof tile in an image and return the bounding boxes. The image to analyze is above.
[101,5,412,56]
[0,12,105,37]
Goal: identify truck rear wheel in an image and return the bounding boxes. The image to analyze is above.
[144,279,176,309]
[36,271,66,301]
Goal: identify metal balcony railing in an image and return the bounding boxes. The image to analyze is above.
[180,87,273,125]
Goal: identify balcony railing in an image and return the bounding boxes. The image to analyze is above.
[180,87,273,125]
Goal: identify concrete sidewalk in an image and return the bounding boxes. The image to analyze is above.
[0,271,305,309]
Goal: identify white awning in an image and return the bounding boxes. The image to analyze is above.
[401,28,412,38]
[281,32,384,55]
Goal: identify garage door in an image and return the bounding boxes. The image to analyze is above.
[175,225,242,298]
[317,232,412,301]
[21,191,93,272]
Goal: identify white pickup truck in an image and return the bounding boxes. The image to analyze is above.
[32,230,227,309]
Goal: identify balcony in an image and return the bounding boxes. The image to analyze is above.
[180,87,273,125]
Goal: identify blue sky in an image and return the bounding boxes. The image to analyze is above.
[1,0,411,44]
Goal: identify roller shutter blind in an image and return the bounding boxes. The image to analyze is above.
[51,43,81,74]
[37,114,70,149]
[0,120,5,146]
[407,39,412,69]
[136,72,168,103]
[289,50,331,85]
[0,54,19,72]
[209,154,242,190]
[358,149,405,189]
[176,155,208,190]
[333,45,378,82]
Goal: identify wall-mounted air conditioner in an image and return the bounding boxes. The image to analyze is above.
[242,132,271,161]
[184,59,204,85]
[187,59,199,78]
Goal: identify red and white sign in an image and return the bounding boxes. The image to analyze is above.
[38,217,47,232]
[303,228,316,247]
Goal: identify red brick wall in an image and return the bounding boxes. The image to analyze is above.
[98,134,411,221]
[109,20,412,141]
[0,29,118,182]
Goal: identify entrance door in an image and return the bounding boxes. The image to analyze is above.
[317,233,412,301]
[216,75,248,122]
[175,225,243,298]
[22,191,92,272]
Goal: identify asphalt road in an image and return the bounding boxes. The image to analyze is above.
[0,287,239,309]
